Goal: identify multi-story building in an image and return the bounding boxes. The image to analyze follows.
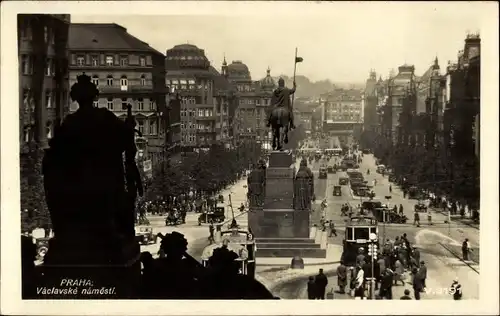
[320,88,363,143]
[385,64,417,145]
[444,33,480,158]
[225,60,275,149]
[19,14,71,219]
[165,44,232,148]
[68,23,167,160]
[294,99,313,133]
[19,14,71,152]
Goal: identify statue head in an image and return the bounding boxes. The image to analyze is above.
[278,77,285,87]
[300,158,308,167]
[70,73,99,109]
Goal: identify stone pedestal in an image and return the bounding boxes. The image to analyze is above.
[248,151,325,258]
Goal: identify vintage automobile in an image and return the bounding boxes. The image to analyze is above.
[376,164,386,174]
[333,185,342,196]
[135,226,158,245]
[341,215,379,266]
[198,207,226,225]
[201,229,256,278]
[414,201,428,212]
[165,209,183,226]
[361,200,383,211]
[319,166,328,179]
[327,164,336,173]
[339,177,349,185]
[353,187,369,197]
[36,237,50,261]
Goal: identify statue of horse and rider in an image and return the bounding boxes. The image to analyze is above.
[267,78,296,151]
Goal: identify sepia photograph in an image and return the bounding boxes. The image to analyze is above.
[1,1,498,315]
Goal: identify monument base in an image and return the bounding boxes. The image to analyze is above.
[249,209,326,258]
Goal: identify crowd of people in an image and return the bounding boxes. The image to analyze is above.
[332,232,463,300]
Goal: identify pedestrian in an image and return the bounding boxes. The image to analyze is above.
[418,261,427,290]
[411,267,423,300]
[336,261,347,294]
[412,246,420,264]
[400,289,412,300]
[427,210,433,225]
[462,239,471,261]
[389,184,392,193]
[450,277,462,300]
[329,221,337,237]
[314,268,328,299]
[393,259,405,286]
[356,248,366,266]
[379,267,394,299]
[413,211,420,227]
[354,264,365,299]
[208,224,215,244]
[307,276,316,299]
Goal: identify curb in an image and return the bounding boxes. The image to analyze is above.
[267,265,340,294]
[257,260,341,268]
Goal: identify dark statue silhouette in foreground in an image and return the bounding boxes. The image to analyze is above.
[30,73,275,299]
[42,73,142,265]
[294,159,315,210]
[141,232,277,299]
[267,78,296,151]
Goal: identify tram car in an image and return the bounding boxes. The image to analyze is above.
[198,206,226,225]
[201,229,256,278]
[340,215,379,266]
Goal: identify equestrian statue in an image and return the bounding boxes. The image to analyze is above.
[267,78,296,151]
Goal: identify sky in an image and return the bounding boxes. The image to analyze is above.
[70,2,493,84]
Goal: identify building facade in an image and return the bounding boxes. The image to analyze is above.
[68,23,167,159]
[320,88,363,141]
[363,70,379,132]
[165,44,232,148]
[19,14,71,151]
[225,60,275,150]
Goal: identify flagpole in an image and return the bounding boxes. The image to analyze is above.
[292,47,298,108]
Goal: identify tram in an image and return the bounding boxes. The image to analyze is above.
[201,228,256,278]
[340,215,379,266]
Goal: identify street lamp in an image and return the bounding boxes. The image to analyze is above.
[367,232,378,300]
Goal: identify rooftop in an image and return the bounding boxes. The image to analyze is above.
[68,23,163,55]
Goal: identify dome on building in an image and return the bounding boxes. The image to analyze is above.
[260,67,276,89]
[227,60,251,80]
[166,43,210,70]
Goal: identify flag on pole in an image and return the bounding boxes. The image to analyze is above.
[295,56,304,63]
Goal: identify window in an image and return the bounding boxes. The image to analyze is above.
[120,76,128,91]
[149,120,157,135]
[137,120,144,134]
[46,125,53,139]
[91,75,99,86]
[120,56,128,66]
[93,100,99,107]
[181,123,185,129]
[45,91,52,108]
[107,75,113,86]
[198,109,204,117]
[256,99,260,105]
[137,98,144,111]
[91,55,99,66]
[139,56,146,67]
[150,100,156,111]
[45,59,52,76]
[76,56,85,66]
[121,98,128,110]
[204,109,210,117]
[106,56,114,66]
[21,55,31,75]
[188,79,196,85]
[23,126,31,143]
[140,75,146,86]
[22,89,29,109]
[107,98,114,110]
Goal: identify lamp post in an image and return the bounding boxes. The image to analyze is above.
[383,195,391,241]
[367,232,378,299]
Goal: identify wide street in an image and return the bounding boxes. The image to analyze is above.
[276,136,479,300]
